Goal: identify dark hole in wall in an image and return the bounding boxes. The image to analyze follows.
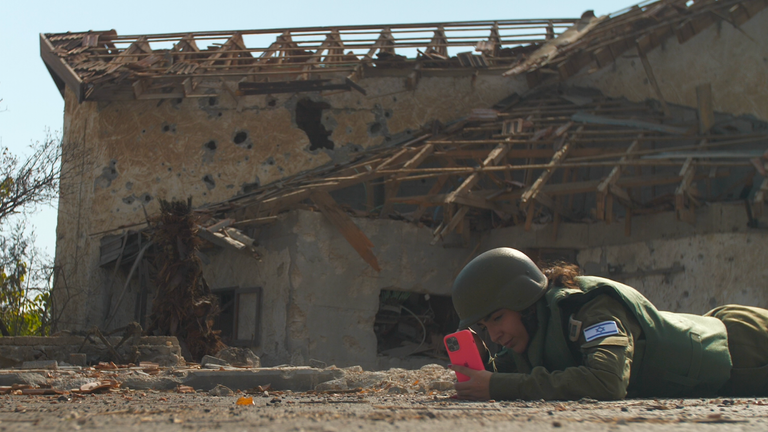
[203,175,216,190]
[212,289,236,344]
[233,131,248,145]
[295,98,334,150]
[208,97,218,106]
[375,290,459,360]
[369,123,383,135]
[205,140,217,151]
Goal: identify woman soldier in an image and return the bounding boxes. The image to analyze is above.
[450,247,768,401]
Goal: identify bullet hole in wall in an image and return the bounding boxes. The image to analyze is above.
[204,140,217,152]
[233,130,252,149]
[369,123,383,135]
[208,97,218,106]
[122,195,135,205]
[140,193,153,203]
[162,123,177,133]
[94,159,119,189]
[296,98,334,151]
[267,97,277,107]
[234,132,247,144]
[203,174,216,190]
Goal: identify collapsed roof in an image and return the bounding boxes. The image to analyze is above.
[41,0,766,102]
[180,87,767,271]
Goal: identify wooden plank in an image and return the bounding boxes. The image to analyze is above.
[445,142,510,204]
[379,144,434,218]
[636,37,671,117]
[674,139,707,224]
[571,112,687,135]
[596,136,641,220]
[696,83,714,134]
[310,190,380,272]
[520,126,583,205]
[431,206,470,245]
[39,34,85,102]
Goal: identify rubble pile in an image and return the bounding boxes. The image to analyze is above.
[146,199,225,360]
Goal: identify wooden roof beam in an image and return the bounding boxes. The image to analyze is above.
[310,190,381,272]
[379,143,435,218]
[520,125,583,207]
[596,134,642,221]
[675,139,706,224]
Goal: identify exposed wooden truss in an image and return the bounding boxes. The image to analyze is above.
[507,0,767,87]
[41,19,578,102]
[43,0,766,103]
[178,88,768,269]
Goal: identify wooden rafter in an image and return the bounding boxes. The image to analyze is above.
[310,190,381,272]
[379,143,435,218]
[432,141,512,243]
[520,125,583,229]
[426,26,448,58]
[596,134,643,221]
[675,139,707,224]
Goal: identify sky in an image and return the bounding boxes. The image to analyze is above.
[0,0,639,258]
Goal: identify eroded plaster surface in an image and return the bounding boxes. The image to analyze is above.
[202,210,469,369]
[570,8,768,121]
[54,74,526,330]
[577,232,768,314]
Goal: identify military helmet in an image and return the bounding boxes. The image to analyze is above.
[451,247,548,328]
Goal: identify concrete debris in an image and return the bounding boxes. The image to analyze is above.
[387,386,409,394]
[200,355,228,368]
[208,384,234,396]
[215,347,260,367]
[69,353,87,366]
[315,378,348,392]
[21,360,58,370]
[0,362,456,396]
[428,380,454,391]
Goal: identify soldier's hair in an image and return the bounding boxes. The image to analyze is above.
[540,261,582,291]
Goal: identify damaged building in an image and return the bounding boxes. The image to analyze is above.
[40,0,768,370]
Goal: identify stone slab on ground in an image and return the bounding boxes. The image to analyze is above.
[182,367,345,392]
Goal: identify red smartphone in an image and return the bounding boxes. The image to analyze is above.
[444,330,485,382]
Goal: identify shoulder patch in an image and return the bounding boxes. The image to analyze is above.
[568,315,583,342]
[583,320,620,342]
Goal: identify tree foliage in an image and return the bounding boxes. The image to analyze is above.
[0,224,51,336]
[0,134,61,336]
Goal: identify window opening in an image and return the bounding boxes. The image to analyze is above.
[211,286,262,346]
[374,290,459,361]
[296,98,334,150]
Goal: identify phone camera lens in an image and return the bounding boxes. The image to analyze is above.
[446,337,459,352]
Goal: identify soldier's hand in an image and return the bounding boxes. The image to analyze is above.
[451,364,492,400]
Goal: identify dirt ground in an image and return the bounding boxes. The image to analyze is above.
[3,389,768,431]
[2,364,768,431]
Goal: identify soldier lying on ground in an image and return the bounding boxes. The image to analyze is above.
[449,247,768,401]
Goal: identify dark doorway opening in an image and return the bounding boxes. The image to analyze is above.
[211,286,262,346]
[374,290,459,361]
[296,98,334,150]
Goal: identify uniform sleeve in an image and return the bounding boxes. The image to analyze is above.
[488,295,642,401]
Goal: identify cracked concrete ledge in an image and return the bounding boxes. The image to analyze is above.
[0,363,455,394]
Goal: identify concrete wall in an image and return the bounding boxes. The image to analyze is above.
[570,8,768,121]
[202,210,472,369]
[53,73,527,330]
[482,202,768,315]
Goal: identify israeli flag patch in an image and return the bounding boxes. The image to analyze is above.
[583,321,620,342]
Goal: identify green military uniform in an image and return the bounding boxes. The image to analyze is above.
[486,276,768,401]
